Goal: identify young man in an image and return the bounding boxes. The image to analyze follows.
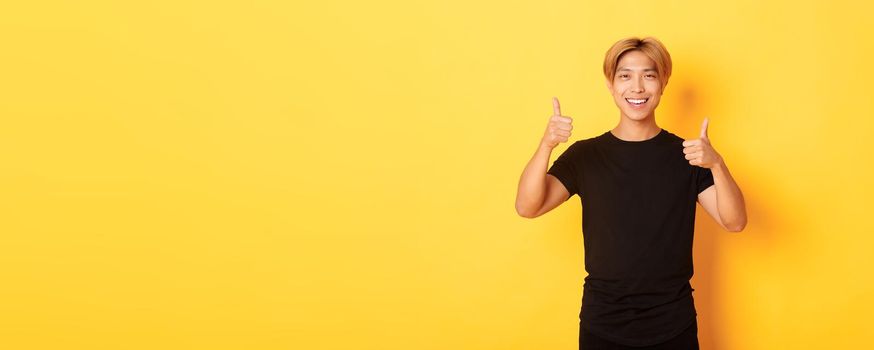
[515,37,747,349]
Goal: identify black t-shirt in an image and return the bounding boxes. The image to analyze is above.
[546,128,714,347]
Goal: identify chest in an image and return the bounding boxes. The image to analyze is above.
[582,145,695,206]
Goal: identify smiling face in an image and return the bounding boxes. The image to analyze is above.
[606,50,664,122]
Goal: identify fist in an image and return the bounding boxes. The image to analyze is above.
[682,117,723,169]
[541,97,573,149]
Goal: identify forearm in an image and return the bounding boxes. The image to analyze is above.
[515,143,553,216]
[711,159,747,231]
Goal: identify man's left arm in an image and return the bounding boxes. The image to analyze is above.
[683,118,748,232]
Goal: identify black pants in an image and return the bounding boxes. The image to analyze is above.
[579,319,699,350]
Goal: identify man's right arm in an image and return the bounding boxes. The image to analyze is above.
[515,97,574,218]
[515,143,571,218]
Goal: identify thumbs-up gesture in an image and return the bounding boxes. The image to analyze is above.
[541,97,574,149]
[682,117,723,169]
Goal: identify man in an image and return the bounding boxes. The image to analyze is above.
[514,37,747,349]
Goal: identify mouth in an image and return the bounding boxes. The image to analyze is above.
[625,97,649,109]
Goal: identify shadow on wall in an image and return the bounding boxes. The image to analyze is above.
[664,57,780,350]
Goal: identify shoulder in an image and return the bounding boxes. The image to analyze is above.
[661,129,684,142]
[554,134,601,161]
[564,133,603,154]
[660,129,687,147]
[578,132,609,147]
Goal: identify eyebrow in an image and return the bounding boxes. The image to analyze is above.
[618,68,658,72]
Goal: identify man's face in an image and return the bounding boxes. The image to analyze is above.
[606,50,664,122]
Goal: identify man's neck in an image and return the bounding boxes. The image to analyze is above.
[610,115,661,141]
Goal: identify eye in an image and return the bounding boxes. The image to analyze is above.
[646,74,656,78]
[619,74,629,78]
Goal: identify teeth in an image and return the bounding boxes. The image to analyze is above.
[626,98,647,105]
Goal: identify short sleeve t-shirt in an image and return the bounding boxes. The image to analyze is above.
[546,128,714,347]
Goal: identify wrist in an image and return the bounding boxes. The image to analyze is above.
[711,157,728,175]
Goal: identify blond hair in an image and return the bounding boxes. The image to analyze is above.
[603,37,672,89]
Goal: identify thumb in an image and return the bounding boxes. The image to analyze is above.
[552,96,562,116]
[699,117,710,139]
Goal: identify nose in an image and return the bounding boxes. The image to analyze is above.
[631,77,645,93]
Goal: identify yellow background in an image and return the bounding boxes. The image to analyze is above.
[1,1,872,349]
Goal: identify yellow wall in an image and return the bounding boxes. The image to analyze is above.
[1,1,872,349]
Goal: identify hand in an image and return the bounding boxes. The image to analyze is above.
[682,117,723,169]
[541,97,573,149]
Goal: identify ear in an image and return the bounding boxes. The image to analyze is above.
[605,79,612,91]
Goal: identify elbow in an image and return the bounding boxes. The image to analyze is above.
[725,219,747,232]
[518,212,536,219]
[515,202,539,219]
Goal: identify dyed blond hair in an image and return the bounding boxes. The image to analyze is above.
[603,37,672,89]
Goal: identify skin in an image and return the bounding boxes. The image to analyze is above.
[515,50,747,232]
